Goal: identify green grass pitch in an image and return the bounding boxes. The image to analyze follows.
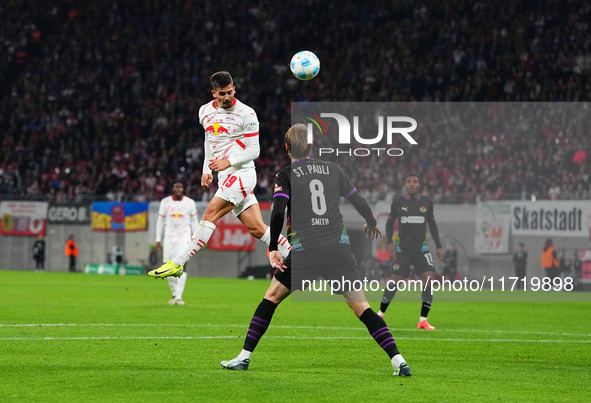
[1,270,589,402]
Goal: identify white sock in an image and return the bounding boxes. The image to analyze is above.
[167,276,178,298]
[391,354,405,368]
[377,310,385,318]
[175,272,187,300]
[172,220,216,266]
[259,227,291,258]
[236,349,252,361]
[419,316,428,323]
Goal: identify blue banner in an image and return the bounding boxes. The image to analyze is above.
[92,202,148,231]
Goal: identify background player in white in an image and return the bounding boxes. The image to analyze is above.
[155,181,198,305]
[149,71,290,279]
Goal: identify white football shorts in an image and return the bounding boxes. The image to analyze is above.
[215,166,259,216]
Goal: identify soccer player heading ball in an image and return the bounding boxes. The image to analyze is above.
[220,123,411,376]
[148,71,291,279]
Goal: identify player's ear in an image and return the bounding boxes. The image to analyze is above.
[211,89,216,99]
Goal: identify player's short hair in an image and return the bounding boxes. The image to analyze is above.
[210,71,233,89]
[404,172,421,183]
[171,180,184,188]
[285,123,312,159]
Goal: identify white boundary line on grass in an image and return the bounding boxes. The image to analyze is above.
[1,323,590,338]
[0,335,590,343]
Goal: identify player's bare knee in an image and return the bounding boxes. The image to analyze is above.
[201,207,221,223]
[264,289,286,304]
[347,301,371,318]
[264,279,290,304]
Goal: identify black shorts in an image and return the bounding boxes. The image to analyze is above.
[274,244,361,293]
[391,250,435,278]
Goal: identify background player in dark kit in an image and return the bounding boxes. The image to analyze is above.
[378,173,444,330]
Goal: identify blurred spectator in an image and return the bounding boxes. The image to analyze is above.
[443,242,458,280]
[0,0,590,202]
[32,234,46,271]
[571,250,583,291]
[65,234,78,272]
[512,243,527,289]
[541,239,559,280]
[375,237,392,279]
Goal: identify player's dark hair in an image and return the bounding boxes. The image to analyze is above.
[210,71,233,89]
[171,180,184,188]
[285,123,312,159]
[404,172,421,183]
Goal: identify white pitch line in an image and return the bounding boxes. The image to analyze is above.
[1,323,590,338]
[0,335,589,343]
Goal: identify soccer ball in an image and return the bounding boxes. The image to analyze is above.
[290,51,320,81]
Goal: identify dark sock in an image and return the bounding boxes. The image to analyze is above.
[359,308,400,359]
[380,287,397,313]
[421,286,433,318]
[243,298,277,352]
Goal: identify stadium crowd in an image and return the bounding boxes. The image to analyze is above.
[1,0,590,203]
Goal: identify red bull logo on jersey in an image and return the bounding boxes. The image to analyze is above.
[205,123,230,135]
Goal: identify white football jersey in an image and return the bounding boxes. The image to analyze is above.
[156,196,198,244]
[199,98,259,170]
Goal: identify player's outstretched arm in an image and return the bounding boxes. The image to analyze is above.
[363,224,382,239]
[208,159,231,172]
[268,192,289,272]
[269,250,286,271]
[201,173,213,187]
[201,132,215,187]
[427,217,444,262]
[385,215,397,260]
[227,135,260,167]
[347,191,380,234]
